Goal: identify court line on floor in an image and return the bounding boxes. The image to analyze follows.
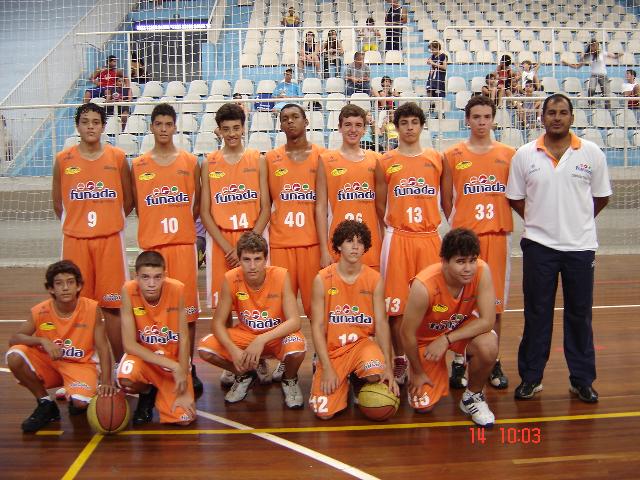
[512,451,640,465]
[60,433,104,480]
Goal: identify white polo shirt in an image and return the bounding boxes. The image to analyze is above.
[506,133,612,251]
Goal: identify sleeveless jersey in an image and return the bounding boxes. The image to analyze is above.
[132,150,197,249]
[31,297,99,364]
[412,260,486,343]
[206,149,262,231]
[226,266,287,334]
[379,148,442,232]
[444,142,515,234]
[267,144,323,248]
[318,263,380,356]
[57,145,126,238]
[124,277,184,361]
[322,150,381,266]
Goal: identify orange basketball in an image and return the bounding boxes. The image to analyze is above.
[357,383,400,421]
[87,390,130,434]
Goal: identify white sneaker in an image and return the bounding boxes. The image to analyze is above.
[224,372,257,403]
[256,359,272,384]
[281,376,304,409]
[220,369,235,388]
[459,389,495,427]
[271,361,285,382]
[55,388,67,401]
[393,356,408,386]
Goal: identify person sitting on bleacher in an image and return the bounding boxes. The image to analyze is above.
[108,77,131,132]
[622,69,640,116]
[344,52,372,96]
[298,31,321,79]
[357,17,382,52]
[322,30,344,79]
[281,6,300,27]
[272,68,302,112]
[495,55,516,106]
[83,55,126,103]
[516,80,542,129]
[516,60,541,93]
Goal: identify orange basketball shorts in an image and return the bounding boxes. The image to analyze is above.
[478,232,511,314]
[153,243,200,322]
[269,245,320,317]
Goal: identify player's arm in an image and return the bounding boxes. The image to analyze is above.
[211,278,245,371]
[10,312,62,359]
[374,157,387,226]
[252,153,271,235]
[175,294,190,395]
[93,307,117,396]
[373,277,400,396]
[440,153,453,220]
[51,159,63,220]
[310,274,340,395]
[192,160,201,220]
[315,156,332,267]
[119,156,134,216]
[130,166,140,216]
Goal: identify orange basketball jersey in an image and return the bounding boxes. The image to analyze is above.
[321,150,381,267]
[132,151,197,249]
[206,149,261,231]
[226,266,287,334]
[124,277,184,361]
[30,297,99,364]
[57,145,126,238]
[412,260,487,344]
[267,144,323,248]
[444,142,515,234]
[318,263,380,355]
[380,148,442,232]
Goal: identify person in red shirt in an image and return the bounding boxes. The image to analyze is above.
[83,55,126,103]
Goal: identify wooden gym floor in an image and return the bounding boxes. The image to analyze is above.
[0,256,638,479]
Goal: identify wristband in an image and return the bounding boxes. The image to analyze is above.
[444,333,452,345]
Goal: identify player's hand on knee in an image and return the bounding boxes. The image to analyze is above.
[172,365,188,395]
[321,367,340,395]
[172,393,196,417]
[424,336,448,362]
[408,370,432,398]
[97,384,118,397]
[244,339,265,370]
[41,338,62,360]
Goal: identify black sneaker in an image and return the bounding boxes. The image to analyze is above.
[133,386,157,425]
[569,384,599,403]
[489,360,509,389]
[514,381,543,400]
[192,365,204,399]
[21,399,60,433]
[449,361,468,389]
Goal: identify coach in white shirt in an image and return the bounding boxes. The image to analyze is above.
[506,94,612,404]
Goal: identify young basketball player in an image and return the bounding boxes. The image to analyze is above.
[374,101,444,386]
[441,95,515,390]
[118,251,195,425]
[198,232,306,408]
[266,103,324,382]
[200,102,270,387]
[402,228,498,427]
[7,260,116,432]
[52,103,132,365]
[316,104,383,271]
[130,103,203,395]
[309,220,399,419]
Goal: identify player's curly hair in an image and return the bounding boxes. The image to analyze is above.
[135,250,165,272]
[331,220,372,254]
[151,103,177,123]
[393,101,426,127]
[440,228,480,261]
[44,260,83,294]
[75,103,106,126]
[464,94,496,119]
[236,231,268,258]
[215,102,246,127]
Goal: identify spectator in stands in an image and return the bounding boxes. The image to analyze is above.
[564,39,620,109]
[130,54,149,84]
[281,6,300,27]
[108,77,131,132]
[298,31,321,78]
[0,114,13,164]
[384,0,407,51]
[361,110,377,151]
[516,60,541,93]
[495,54,516,105]
[516,80,541,129]
[84,55,126,103]
[272,68,302,112]
[344,52,372,96]
[622,69,639,116]
[376,109,399,152]
[376,76,399,111]
[425,40,448,113]
[358,17,382,52]
[322,30,344,79]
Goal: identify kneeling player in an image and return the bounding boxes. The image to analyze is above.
[7,260,115,433]
[401,228,498,427]
[118,251,195,426]
[198,232,306,408]
[309,220,398,420]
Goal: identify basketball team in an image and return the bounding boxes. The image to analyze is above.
[6,92,611,433]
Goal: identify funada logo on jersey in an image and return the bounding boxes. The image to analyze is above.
[328,304,373,325]
[429,313,467,331]
[69,180,117,201]
[463,174,506,195]
[240,309,282,330]
[575,163,592,174]
[214,183,258,204]
[337,182,375,201]
[393,176,436,197]
[52,338,86,359]
[280,183,316,201]
[138,324,179,345]
[145,185,190,206]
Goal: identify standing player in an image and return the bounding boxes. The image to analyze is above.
[7,261,115,432]
[52,102,132,365]
[118,251,195,425]
[198,232,306,408]
[130,103,202,394]
[316,104,382,270]
[401,228,498,427]
[309,220,398,419]
[375,102,443,385]
[441,95,515,390]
